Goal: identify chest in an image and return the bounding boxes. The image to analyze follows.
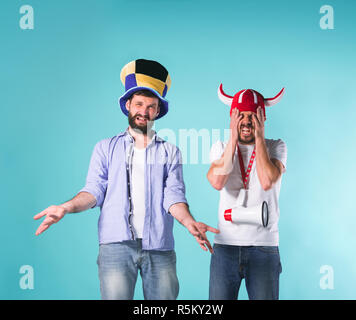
[107,142,170,182]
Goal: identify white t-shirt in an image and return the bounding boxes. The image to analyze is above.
[210,139,287,246]
[131,147,146,238]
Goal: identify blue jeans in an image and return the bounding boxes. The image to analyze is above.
[209,244,282,300]
[97,240,179,300]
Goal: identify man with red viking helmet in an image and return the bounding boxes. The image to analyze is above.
[207,84,287,300]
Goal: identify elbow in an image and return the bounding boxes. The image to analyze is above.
[209,179,225,191]
[261,180,273,191]
[212,183,224,191]
[258,172,280,191]
[262,184,272,191]
[261,172,282,191]
[207,174,224,191]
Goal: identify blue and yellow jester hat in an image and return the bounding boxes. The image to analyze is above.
[119,59,171,119]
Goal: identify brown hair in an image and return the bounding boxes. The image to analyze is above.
[128,90,158,101]
[127,90,161,109]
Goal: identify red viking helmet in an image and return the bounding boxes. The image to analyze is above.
[218,84,285,119]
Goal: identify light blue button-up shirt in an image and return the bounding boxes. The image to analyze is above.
[79,129,188,250]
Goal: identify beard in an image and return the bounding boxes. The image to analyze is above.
[238,135,255,145]
[238,124,255,145]
[128,111,154,135]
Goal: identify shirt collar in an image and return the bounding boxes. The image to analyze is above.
[118,128,164,144]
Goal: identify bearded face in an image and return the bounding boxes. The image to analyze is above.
[128,111,153,134]
[126,94,160,135]
[238,111,255,145]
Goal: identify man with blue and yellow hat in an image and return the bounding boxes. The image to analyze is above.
[34,58,219,300]
[119,58,171,119]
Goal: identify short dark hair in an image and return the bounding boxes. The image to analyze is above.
[127,90,161,109]
[128,89,158,101]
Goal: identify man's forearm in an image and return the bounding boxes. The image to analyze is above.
[255,137,281,190]
[169,202,195,228]
[169,202,218,253]
[60,192,97,214]
[207,136,237,190]
[216,136,237,174]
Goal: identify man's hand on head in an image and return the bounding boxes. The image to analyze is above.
[252,106,265,141]
[230,108,242,142]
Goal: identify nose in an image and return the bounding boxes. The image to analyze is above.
[138,106,149,117]
[241,117,252,126]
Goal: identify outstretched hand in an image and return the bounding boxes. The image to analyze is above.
[33,205,68,236]
[186,222,220,254]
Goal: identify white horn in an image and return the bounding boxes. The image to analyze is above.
[264,88,285,106]
[218,84,233,106]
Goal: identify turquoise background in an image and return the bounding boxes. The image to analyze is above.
[1,0,356,299]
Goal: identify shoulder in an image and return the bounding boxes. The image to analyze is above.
[93,133,123,154]
[209,140,226,163]
[162,142,183,163]
[161,140,179,152]
[95,135,118,148]
[265,138,287,151]
[211,140,226,152]
[155,134,180,153]
[154,136,183,165]
[265,138,287,169]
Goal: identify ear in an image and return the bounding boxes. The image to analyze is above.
[156,103,160,117]
[125,99,130,112]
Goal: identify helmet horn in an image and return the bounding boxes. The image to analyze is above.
[264,88,285,107]
[218,84,233,106]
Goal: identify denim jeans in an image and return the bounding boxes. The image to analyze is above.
[97,240,179,300]
[209,244,282,300]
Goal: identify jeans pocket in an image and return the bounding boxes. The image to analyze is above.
[97,244,105,266]
[161,250,176,263]
[256,246,279,254]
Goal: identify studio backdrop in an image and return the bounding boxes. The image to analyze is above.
[1,0,355,299]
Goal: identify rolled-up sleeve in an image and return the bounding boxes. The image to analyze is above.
[79,140,108,208]
[163,147,188,213]
[269,139,287,172]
